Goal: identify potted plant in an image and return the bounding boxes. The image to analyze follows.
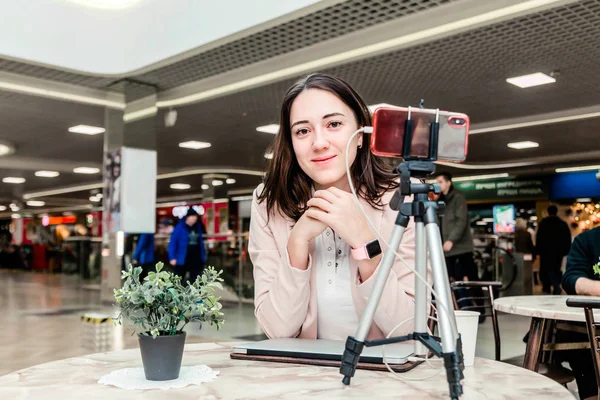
[113,262,224,381]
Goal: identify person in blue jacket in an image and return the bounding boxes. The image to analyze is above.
[168,208,206,283]
[132,233,155,279]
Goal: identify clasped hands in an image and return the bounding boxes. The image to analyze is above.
[290,187,374,249]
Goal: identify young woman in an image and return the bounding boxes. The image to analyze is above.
[249,73,417,341]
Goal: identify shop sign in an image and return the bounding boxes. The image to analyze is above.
[455,178,548,200]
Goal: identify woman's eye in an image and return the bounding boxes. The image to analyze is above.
[328,121,342,128]
[295,128,309,136]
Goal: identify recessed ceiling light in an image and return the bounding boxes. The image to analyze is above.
[0,143,15,156]
[201,184,210,190]
[226,178,236,184]
[26,200,45,207]
[256,124,280,134]
[11,214,21,219]
[89,196,101,202]
[96,193,103,198]
[507,141,539,149]
[178,141,212,150]
[68,125,106,135]
[0,206,5,211]
[170,183,191,190]
[506,72,556,88]
[212,180,224,186]
[264,152,274,160]
[35,170,60,178]
[2,177,25,184]
[73,167,100,174]
[556,165,600,173]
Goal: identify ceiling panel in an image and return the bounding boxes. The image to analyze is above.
[133,0,455,89]
[0,58,116,88]
[0,0,456,90]
[0,91,104,163]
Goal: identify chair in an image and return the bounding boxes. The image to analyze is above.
[566,298,600,399]
[451,281,502,360]
[450,281,575,385]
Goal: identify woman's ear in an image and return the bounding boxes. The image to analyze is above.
[358,132,363,149]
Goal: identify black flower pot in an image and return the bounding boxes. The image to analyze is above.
[138,331,186,381]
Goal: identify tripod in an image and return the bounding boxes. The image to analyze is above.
[339,108,465,399]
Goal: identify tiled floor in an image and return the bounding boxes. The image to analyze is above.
[0,269,578,397]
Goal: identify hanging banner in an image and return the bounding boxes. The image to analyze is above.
[455,177,549,201]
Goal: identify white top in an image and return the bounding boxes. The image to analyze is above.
[494,295,600,322]
[315,227,360,340]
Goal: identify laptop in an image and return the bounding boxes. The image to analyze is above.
[232,338,413,365]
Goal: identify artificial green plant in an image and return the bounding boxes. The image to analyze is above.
[113,262,224,338]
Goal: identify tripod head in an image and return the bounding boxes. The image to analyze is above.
[388,105,445,214]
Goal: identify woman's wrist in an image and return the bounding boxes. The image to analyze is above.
[287,235,310,270]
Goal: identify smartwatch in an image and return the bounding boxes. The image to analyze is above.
[351,239,382,260]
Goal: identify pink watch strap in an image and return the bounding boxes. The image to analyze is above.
[351,245,369,260]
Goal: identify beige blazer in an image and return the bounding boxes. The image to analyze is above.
[249,183,418,340]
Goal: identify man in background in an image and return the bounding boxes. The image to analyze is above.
[436,172,476,282]
[168,208,207,283]
[536,205,571,294]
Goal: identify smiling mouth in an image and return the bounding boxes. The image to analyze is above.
[312,155,336,163]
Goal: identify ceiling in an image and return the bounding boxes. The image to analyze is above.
[0,0,599,214]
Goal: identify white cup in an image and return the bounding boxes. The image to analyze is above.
[453,310,480,367]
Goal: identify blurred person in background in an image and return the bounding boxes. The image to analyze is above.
[558,226,600,400]
[514,218,535,254]
[435,172,476,282]
[168,208,206,283]
[249,73,419,340]
[132,233,155,280]
[436,171,484,321]
[536,205,571,294]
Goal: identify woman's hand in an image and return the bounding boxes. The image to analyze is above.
[289,209,329,245]
[288,209,328,270]
[306,187,375,249]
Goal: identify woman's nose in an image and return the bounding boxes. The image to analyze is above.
[312,130,329,150]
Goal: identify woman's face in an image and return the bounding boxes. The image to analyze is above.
[289,89,362,191]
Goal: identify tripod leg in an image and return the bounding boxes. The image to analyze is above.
[414,221,428,356]
[340,214,409,385]
[425,206,463,399]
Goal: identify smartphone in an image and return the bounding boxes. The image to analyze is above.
[370,106,470,162]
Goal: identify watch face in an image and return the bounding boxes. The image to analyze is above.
[366,240,382,258]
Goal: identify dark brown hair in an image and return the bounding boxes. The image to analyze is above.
[259,73,398,221]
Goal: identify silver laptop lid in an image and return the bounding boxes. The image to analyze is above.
[233,338,413,365]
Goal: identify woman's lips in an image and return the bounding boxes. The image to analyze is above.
[312,155,336,164]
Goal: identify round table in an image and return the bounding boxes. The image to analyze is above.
[494,295,599,371]
[0,342,574,399]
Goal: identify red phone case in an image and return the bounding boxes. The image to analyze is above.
[370,106,469,162]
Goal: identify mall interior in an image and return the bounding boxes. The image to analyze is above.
[2,0,600,399]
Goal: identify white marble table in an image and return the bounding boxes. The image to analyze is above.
[0,342,575,399]
[494,295,600,323]
[494,295,599,371]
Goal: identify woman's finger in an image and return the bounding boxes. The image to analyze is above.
[305,207,329,222]
[307,198,332,213]
[326,186,350,198]
[313,189,339,203]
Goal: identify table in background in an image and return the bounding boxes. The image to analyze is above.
[494,295,600,370]
[0,342,574,399]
